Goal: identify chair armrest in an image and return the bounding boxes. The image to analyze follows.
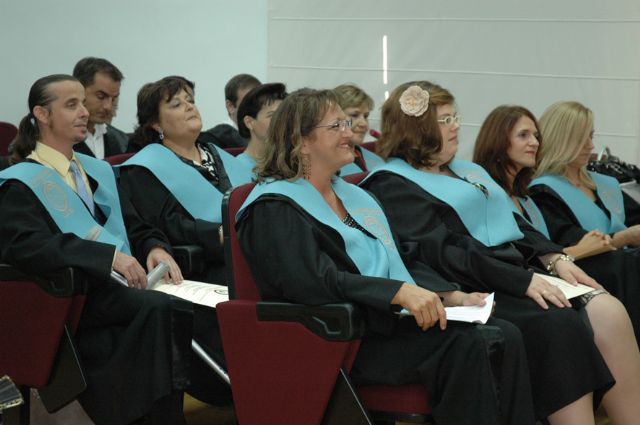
[256,302,365,341]
[0,264,86,297]
[172,245,205,277]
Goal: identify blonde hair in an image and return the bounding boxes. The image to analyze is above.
[536,101,595,190]
[333,84,374,111]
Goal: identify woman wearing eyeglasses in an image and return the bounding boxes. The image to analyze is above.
[236,88,537,425]
[333,84,384,175]
[361,81,615,424]
[473,104,640,424]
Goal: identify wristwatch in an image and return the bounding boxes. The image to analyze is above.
[546,254,575,276]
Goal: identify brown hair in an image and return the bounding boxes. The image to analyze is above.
[132,76,195,146]
[254,88,339,182]
[473,105,540,197]
[377,81,454,168]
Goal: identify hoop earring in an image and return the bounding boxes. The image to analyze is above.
[158,129,164,141]
[302,154,311,180]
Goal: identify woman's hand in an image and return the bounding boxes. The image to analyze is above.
[525,274,570,310]
[146,247,184,284]
[391,283,446,331]
[113,251,148,289]
[441,290,489,307]
[613,225,640,248]
[554,259,601,290]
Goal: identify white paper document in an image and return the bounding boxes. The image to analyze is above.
[397,292,495,324]
[149,279,229,308]
[535,273,595,299]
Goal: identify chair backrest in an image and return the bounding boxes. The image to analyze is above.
[342,171,369,185]
[361,141,377,153]
[224,146,245,157]
[104,152,134,165]
[0,121,18,156]
[222,182,260,300]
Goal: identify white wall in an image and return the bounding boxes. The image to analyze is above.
[0,0,268,132]
[268,0,640,162]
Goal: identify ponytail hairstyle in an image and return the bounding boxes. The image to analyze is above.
[14,74,79,159]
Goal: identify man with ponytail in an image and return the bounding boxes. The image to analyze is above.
[0,74,192,425]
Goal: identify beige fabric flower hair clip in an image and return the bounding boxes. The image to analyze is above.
[399,85,430,117]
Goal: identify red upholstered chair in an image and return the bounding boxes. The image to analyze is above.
[104,152,134,166]
[224,147,245,157]
[217,183,432,425]
[361,141,377,153]
[0,122,18,156]
[0,265,88,422]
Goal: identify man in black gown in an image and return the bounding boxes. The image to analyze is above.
[0,74,192,425]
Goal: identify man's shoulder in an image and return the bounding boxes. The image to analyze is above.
[200,124,247,148]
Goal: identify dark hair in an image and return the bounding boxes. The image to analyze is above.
[72,57,123,87]
[14,74,79,159]
[378,81,455,168]
[236,83,288,138]
[473,105,540,197]
[224,74,261,105]
[255,88,338,182]
[131,76,195,147]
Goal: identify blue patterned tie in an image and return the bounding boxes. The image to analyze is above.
[69,160,95,216]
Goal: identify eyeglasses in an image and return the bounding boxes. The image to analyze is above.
[437,115,461,126]
[314,119,352,132]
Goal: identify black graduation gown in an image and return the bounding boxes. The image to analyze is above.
[74,124,130,158]
[362,171,614,419]
[529,184,640,342]
[237,194,536,425]
[117,143,233,406]
[199,124,248,148]
[118,142,230,283]
[0,173,193,425]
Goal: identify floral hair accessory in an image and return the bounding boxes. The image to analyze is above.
[399,85,430,117]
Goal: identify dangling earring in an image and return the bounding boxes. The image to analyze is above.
[302,154,311,180]
[158,129,164,141]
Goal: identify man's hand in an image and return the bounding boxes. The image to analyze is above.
[113,251,147,289]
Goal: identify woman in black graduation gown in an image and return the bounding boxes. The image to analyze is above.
[361,81,616,424]
[0,74,193,425]
[473,104,640,423]
[236,88,536,425]
[119,76,251,284]
[118,76,242,406]
[530,101,640,248]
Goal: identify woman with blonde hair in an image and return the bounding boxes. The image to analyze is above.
[333,84,384,174]
[530,101,640,248]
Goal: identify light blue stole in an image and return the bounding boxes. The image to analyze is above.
[340,146,385,176]
[121,143,250,222]
[236,152,257,176]
[365,158,524,247]
[530,172,626,234]
[0,154,131,254]
[514,196,551,239]
[238,178,415,283]
[214,145,253,186]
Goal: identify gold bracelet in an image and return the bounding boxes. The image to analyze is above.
[546,254,575,276]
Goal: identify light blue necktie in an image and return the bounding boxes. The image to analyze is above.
[69,160,95,216]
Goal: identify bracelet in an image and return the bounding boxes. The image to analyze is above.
[546,254,575,276]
